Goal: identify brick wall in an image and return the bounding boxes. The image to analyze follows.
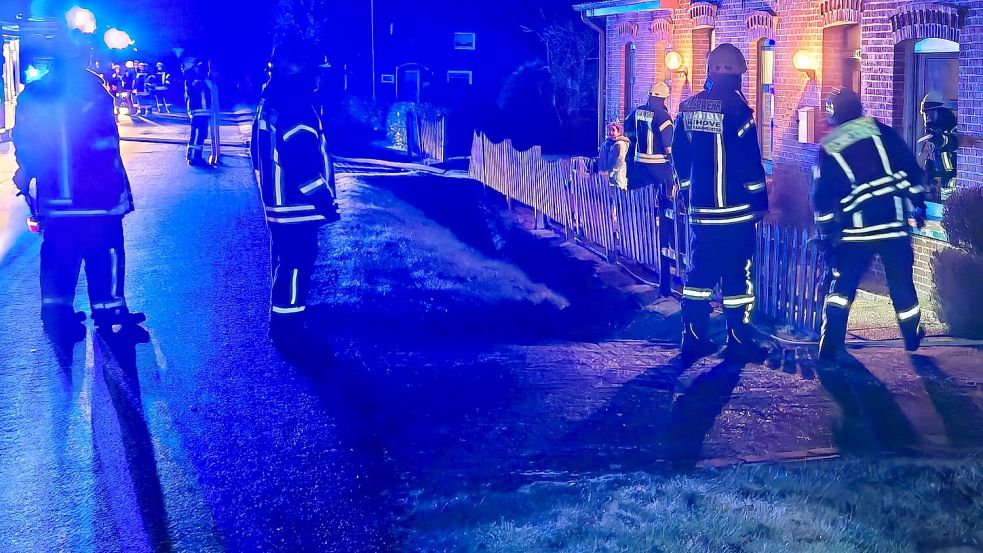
[597,0,982,298]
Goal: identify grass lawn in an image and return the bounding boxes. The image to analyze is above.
[405,455,983,552]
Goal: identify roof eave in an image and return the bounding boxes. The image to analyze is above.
[573,0,664,17]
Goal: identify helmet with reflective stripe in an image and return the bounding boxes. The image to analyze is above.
[707,44,748,76]
[824,87,863,126]
[649,82,670,99]
[921,91,954,113]
[270,38,329,76]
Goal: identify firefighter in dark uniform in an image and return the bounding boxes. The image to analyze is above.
[148,62,171,114]
[672,44,769,361]
[12,28,144,336]
[916,91,958,198]
[251,39,340,349]
[185,61,212,166]
[625,82,676,295]
[813,88,928,360]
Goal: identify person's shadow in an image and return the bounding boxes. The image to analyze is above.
[92,325,174,553]
[814,353,919,455]
[909,354,983,449]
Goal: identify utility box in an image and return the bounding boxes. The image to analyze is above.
[798,107,817,143]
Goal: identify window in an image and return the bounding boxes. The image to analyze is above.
[380,74,395,84]
[623,42,636,119]
[756,39,775,172]
[447,70,473,85]
[453,33,476,51]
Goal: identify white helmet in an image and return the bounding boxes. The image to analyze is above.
[921,91,955,113]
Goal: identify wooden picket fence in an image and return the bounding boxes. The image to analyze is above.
[468,132,828,335]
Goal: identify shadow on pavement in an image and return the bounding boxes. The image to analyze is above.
[909,354,983,448]
[814,353,919,455]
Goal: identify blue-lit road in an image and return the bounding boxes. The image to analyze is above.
[1,117,982,552]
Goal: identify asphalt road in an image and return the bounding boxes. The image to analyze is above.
[1,118,982,552]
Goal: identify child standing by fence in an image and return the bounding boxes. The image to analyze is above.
[599,122,630,190]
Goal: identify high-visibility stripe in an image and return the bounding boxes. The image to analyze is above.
[895,197,904,221]
[942,152,954,172]
[852,212,863,228]
[267,215,326,223]
[872,136,893,174]
[678,180,691,190]
[842,222,904,234]
[737,119,755,138]
[637,153,669,163]
[682,287,713,299]
[299,177,327,194]
[715,134,725,207]
[691,203,751,214]
[842,181,911,213]
[283,125,319,141]
[723,295,755,307]
[840,172,905,205]
[691,214,756,225]
[897,305,920,321]
[841,231,908,242]
[831,151,856,183]
[815,212,835,222]
[745,181,765,191]
[290,269,299,305]
[826,294,850,308]
[908,185,925,194]
[92,300,125,310]
[272,305,306,314]
[659,119,672,131]
[267,205,317,213]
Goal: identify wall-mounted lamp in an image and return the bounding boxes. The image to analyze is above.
[792,50,821,80]
[665,51,687,76]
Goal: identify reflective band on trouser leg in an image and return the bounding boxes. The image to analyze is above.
[897,305,920,322]
[681,287,713,300]
[819,293,852,353]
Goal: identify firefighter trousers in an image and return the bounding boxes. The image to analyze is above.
[269,224,319,322]
[40,217,128,319]
[188,115,210,161]
[681,223,757,341]
[819,237,921,354]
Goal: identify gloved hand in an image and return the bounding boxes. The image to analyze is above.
[911,207,927,229]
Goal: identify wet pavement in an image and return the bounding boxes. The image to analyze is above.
[1,118,982,551]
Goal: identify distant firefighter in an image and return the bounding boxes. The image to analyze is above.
[917,91,958,198]
[147,61,172,114]
[12,28,145,338]
[251,39,339,350]
[813,88,928,360]
[185,61,212,166]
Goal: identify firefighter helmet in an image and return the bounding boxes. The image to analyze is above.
[824,87,864,126]
[269,38,328,76]
[707,44,748,76]
[650,82,670,99]
[921,91,954,113]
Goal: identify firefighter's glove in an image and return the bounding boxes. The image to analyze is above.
[911,207,927,229]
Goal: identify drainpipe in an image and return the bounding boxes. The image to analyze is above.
[580,11,606,145]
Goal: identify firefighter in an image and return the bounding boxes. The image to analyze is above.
[916,91,958,198]
[11,28,144,337]
[185,61,212,166]
[814,88,928,360]
[148,62,171,114]
[672,44,769,361]
[626,82,676,295]
[251,39,340,350]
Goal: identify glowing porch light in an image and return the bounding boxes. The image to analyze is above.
[792,50,821,77]
[665,51,686,74]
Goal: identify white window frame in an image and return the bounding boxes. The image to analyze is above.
[453,32,477,51]
[447,70,473,85]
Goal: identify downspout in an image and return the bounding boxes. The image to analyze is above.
[580,10,606,145]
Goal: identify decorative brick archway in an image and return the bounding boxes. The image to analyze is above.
[649,15,673,43]
[746,9,776,41]
[890,3,964,42]
[689,1,718,29]
[820,0,862,28]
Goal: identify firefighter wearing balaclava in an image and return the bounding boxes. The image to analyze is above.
[916,91,958,198]
[672,44,769,362]
[813,88,928,360]
[251,38,340,350]
[12,27,145,338]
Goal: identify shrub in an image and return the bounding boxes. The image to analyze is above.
[385,102,445,151]
[941,186,983,255]
[933,248,983,339]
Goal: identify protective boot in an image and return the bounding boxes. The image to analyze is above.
[41,305,87,343]
[92,306,146,329]
[270,314,309,352]
[818,303,850,361]
[899,312,925,352]
[723,310,768,363]
[681,320,716,363]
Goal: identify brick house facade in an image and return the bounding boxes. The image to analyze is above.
[576,0,982,297]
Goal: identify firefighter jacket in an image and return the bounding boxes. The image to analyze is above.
[148,71,171,92]
[185,77,212,116]
[626,104,673,165]
[672,89,768,226]
[813,117,926,244]
[12,66,134,219]
[251,85,339,227]
[917,124,958,189]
